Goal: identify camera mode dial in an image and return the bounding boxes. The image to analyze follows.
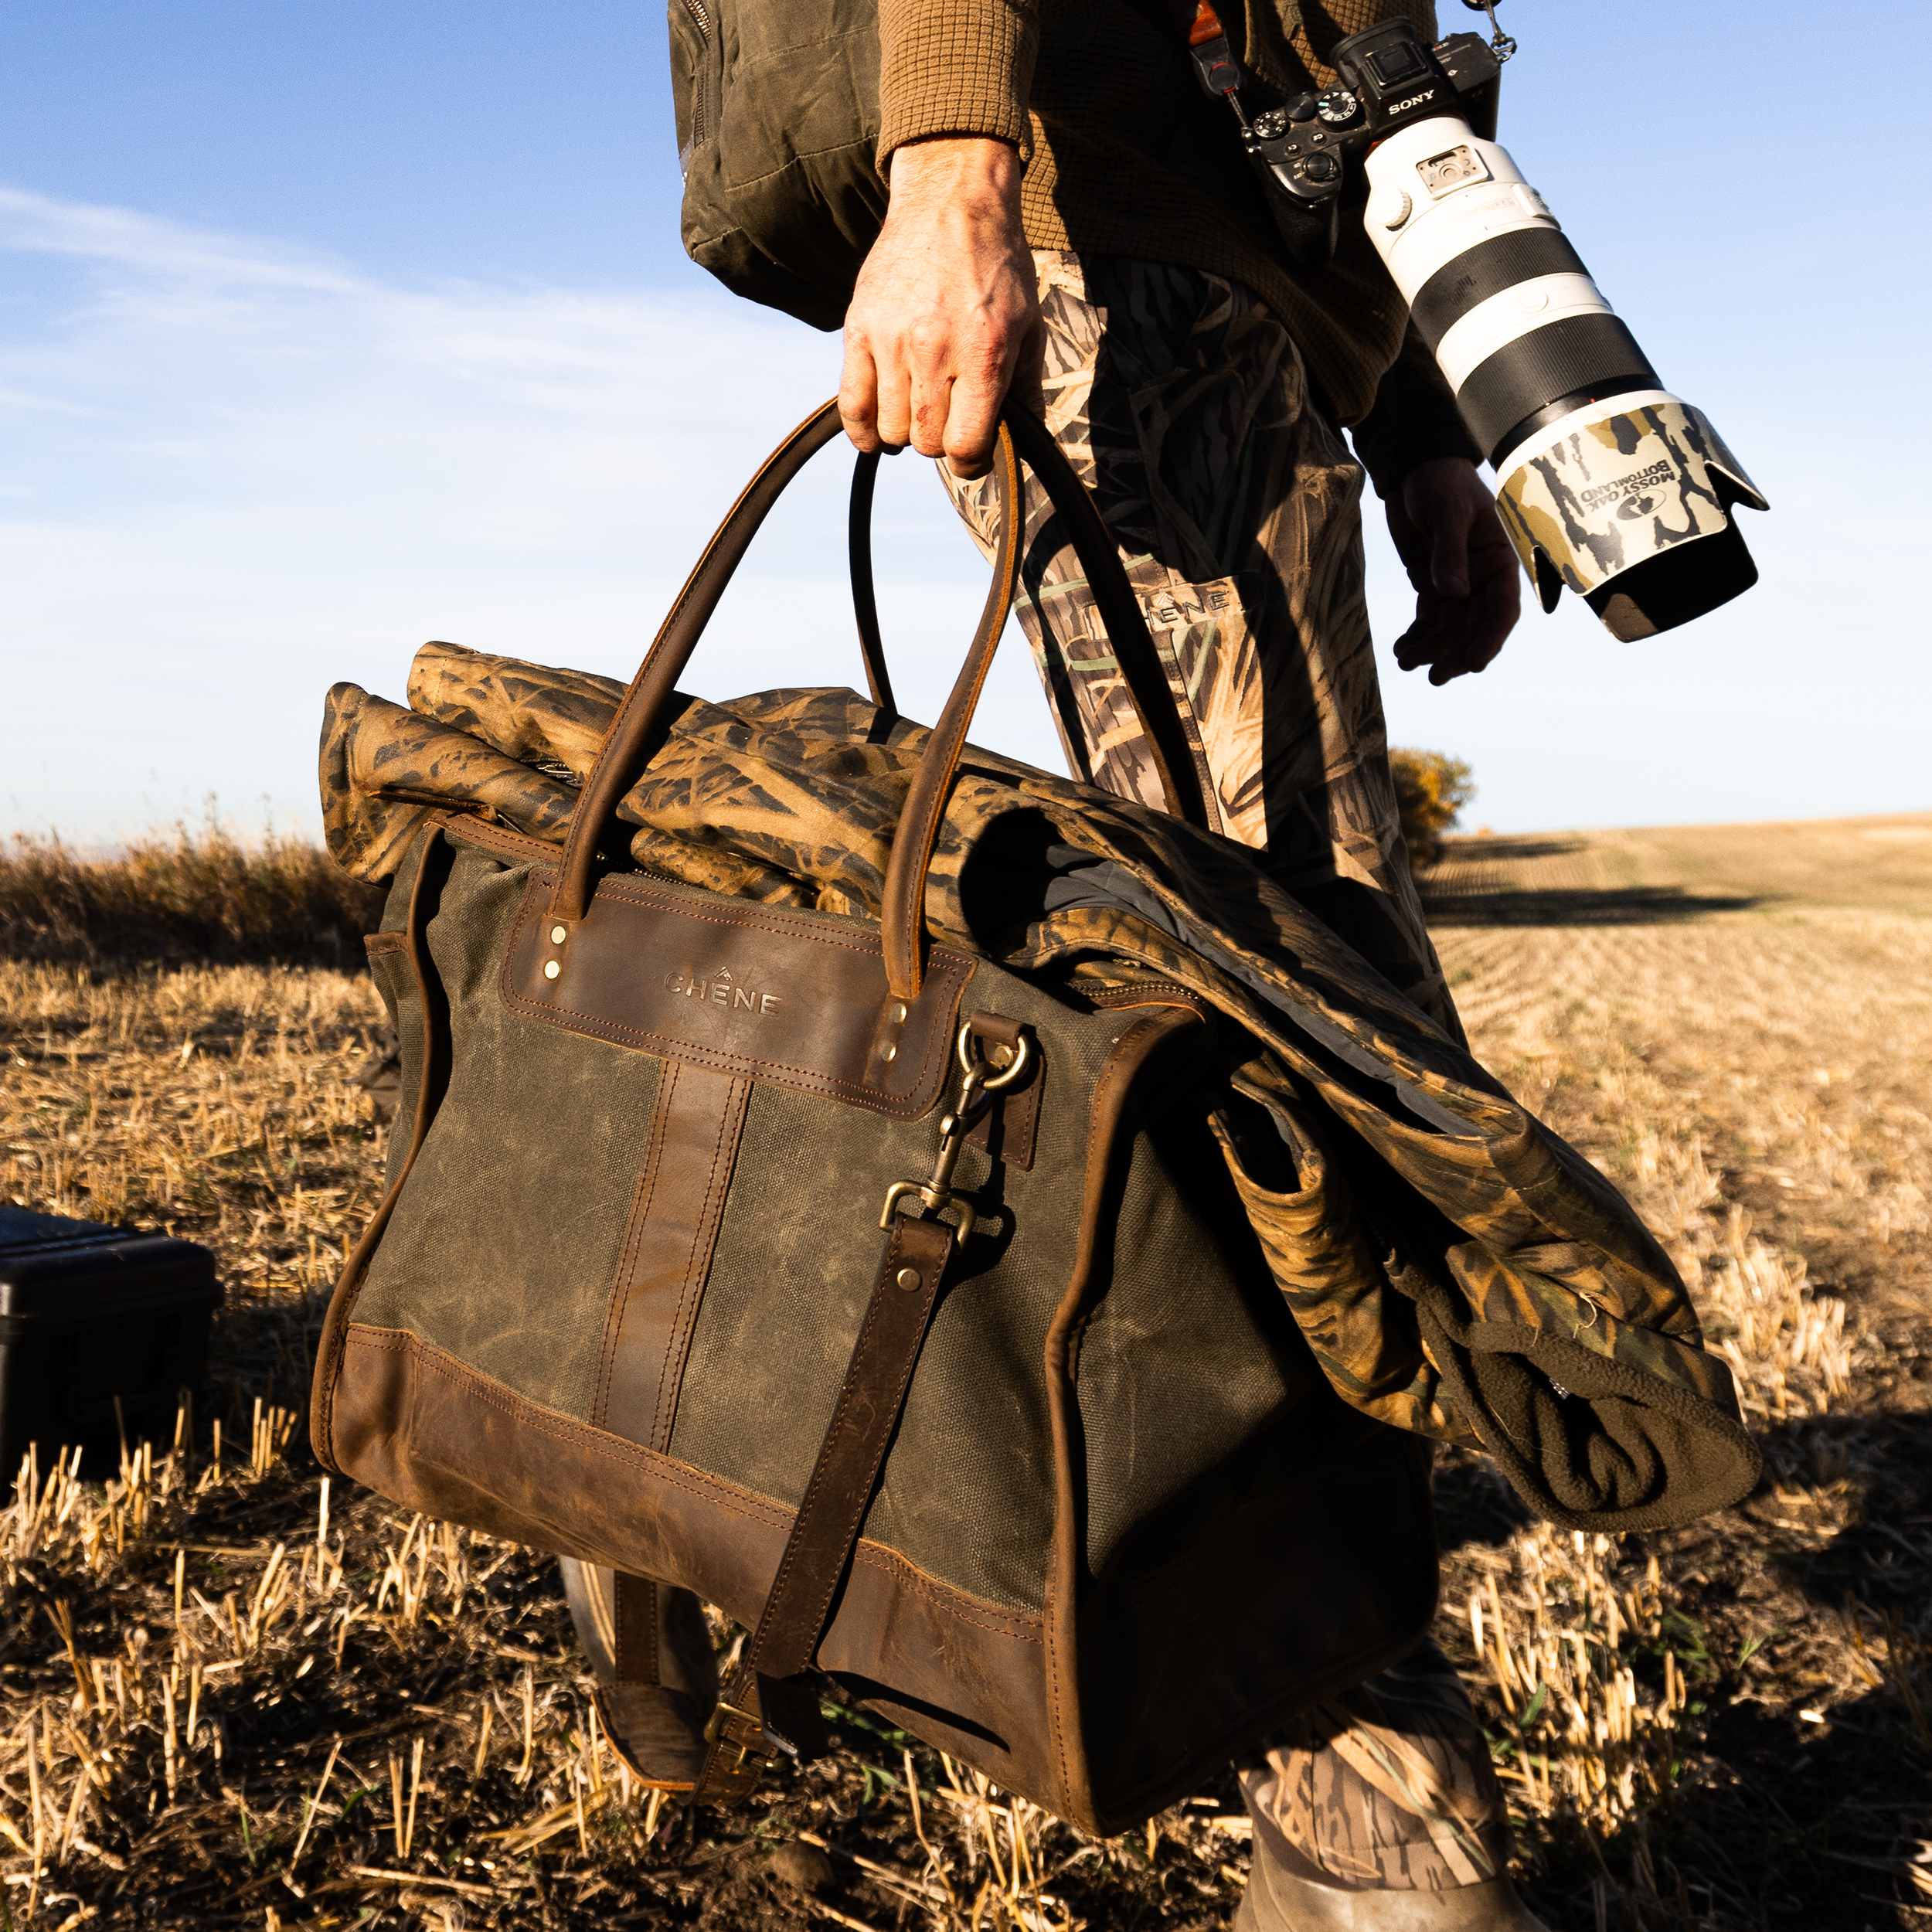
[1316,88,1359,124]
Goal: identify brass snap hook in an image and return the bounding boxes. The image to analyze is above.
[878,1021,1029,1242]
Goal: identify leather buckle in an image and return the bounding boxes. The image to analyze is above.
[699,1699,787,1804]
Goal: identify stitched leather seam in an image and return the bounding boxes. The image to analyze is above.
[590,877,894,952]
[442,818,556,864]
[649,1073,748,1451]
[578,870,981,992]
[316,822,451,1464]
[346,1325,796,1529]
[1045,1039,1134,1808]
[505,994,962,1100]
[847,1544,1041,1642]
[751,1223,917,1663]
[496,886,970,1115]
[1045,1005,1199,1818]
[784,1223,937,1658]
[343,1325,1046,1636]
[592,1062,679,1430]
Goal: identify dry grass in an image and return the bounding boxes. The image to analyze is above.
[1423,812,1932,922]
[1427,828,1932,1928]
[0,823,383,968]
[0,815,1926,1927]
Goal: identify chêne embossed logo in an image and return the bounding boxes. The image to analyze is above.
[662,967,783,1016]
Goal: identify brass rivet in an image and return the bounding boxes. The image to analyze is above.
[543,959,561,981]
[881,1043,897,1062]
[894,1002,908,1022]
[550,924,568,945]
[895,1268,920,1291]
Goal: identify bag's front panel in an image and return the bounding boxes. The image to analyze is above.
[671,961,1124,1617]
[328,1313,1063,1804]
[355,847,663,1423]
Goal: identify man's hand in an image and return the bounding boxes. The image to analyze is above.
[840,135,1043,480]
[1387,457,1522,685]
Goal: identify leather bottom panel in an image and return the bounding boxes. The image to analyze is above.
[329,1323,1057,1804]
[328,1321,1434,1835]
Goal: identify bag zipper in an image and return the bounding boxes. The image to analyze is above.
[681,0,713,151]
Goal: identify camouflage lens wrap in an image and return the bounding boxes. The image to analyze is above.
[1493,391,1769,609]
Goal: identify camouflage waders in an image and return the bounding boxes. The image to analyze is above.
[941,250,1462,1043]
[944,252,1508,1896]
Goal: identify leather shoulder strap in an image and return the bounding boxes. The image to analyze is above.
[694,1213,956,1804]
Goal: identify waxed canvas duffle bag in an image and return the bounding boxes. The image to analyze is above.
[311,403,1758,1832]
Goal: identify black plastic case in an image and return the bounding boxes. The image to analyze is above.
[0,1204,222,1474]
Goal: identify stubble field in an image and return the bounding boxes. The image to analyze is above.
[0,814,1927,1931]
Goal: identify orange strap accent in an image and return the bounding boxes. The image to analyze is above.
[1187,1,1226,46]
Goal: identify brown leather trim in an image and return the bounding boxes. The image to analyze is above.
[363,930,406,960]
[697,1213,957,1803]
[1042,1005,1207,1828]
[330,1319,1432,1833]
[441,815,560,866]
[753,1213,958,1677]
[963,1012,1042,1172]
[613,1573,659,1688]
[879,429,1024,1000]
[332,1321,1053,1790]
[1084,981,1213,1019]
[500,870,974,1121]
[310,821,456,1472]
[592,1063,750,1451]
[546,401,848,930]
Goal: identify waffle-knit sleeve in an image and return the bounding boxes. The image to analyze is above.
[876,0,1040,171]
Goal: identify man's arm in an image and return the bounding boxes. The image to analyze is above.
[1354,341,1520,682]
[840,0,1043,478]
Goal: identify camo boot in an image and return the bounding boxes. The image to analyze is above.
[1233,1641,1541,1928]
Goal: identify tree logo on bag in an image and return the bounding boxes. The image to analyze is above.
[663,966,783,1015]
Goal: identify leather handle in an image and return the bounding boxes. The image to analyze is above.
[546,400,850,931]
[847,414,1211,835]
[877,424,1024,997]
[548,397,1212,1002]
[848,452,896,716]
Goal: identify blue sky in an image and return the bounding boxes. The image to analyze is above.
[2,0,1924,842]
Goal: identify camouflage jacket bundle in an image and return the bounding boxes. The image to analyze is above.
[321,638,1758,1536]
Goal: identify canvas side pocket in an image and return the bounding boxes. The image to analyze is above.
[1208,1066,1476,1446]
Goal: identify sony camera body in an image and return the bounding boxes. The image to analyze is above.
[1222,19,1767,641]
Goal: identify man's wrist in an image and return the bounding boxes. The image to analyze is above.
[886,134,1022,202]
[1352,358,1482,499]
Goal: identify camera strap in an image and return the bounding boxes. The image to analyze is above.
[1179,0,1244,104]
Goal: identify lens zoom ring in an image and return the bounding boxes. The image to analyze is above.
[1410,229,1591,352]
[1457,315,1659,464]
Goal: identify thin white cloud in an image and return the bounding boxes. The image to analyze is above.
[0,185,1052,842]
[0,184,1920,843]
